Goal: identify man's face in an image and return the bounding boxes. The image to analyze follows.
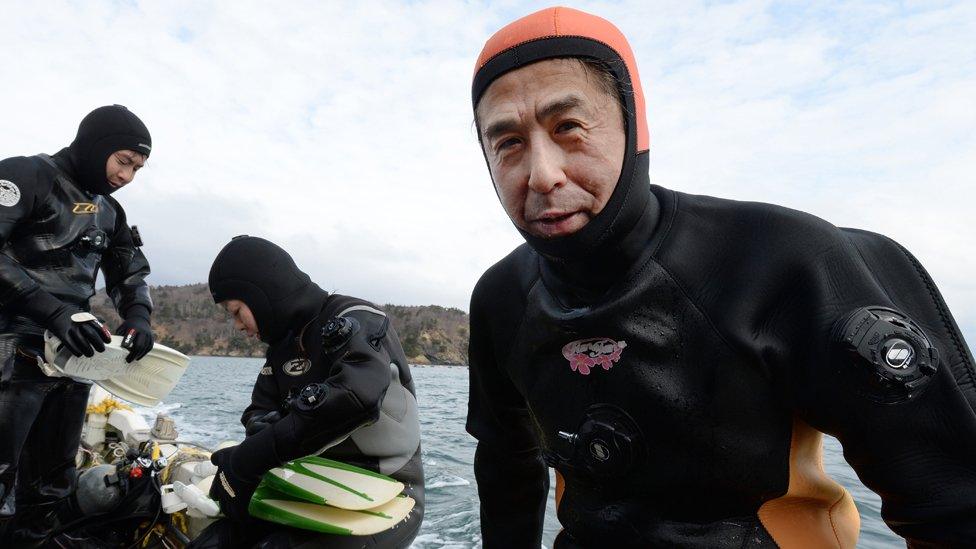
[104,149,146,190]
[222,299,260,339]
[477,58,625,239]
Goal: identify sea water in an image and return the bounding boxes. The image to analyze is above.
[135,357,899,548]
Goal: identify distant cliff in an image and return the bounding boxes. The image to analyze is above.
[91,284,469,365]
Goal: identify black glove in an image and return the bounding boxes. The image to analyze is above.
[245,410,283,437]
[116,305,154,363]
[208,447,261,524]
[15,289,110,357]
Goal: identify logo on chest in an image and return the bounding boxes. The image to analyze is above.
[282,358,312,376]
[73,202,99,214]
[561,338,627,375]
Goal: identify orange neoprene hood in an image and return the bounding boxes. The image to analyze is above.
[471,6,653,262]
[472,6,648,152]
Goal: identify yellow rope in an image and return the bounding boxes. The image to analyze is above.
[160,446,211,484]
[171,510,189,534]
[85,397,132,415]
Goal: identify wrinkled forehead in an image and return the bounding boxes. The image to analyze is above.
[475,58,614,126]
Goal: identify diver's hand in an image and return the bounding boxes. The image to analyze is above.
[245,410,282,437]
[209,447,260,524]
[116,306,154,363]
[14,289,110,358]
[50,311,111,358]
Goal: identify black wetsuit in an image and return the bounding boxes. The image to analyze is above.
[0,150,152,542]
[467,185,976,548]
[197,237,424,548]
[241,295,424,548]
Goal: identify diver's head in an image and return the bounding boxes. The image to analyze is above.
[68,105,152,195]
[472,6,649,261]
[208,236,326,344]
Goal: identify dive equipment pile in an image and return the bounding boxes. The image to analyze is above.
[49,387,217,547]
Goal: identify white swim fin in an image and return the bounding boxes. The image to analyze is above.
[44,332,190,406]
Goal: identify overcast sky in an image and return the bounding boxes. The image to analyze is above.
[1,1,973,337]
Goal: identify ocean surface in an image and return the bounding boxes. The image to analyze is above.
[136,357,900,548]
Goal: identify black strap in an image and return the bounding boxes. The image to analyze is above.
[0,352,13,387]
[367,315,390,351]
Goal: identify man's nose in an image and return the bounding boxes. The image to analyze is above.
[526,139,566,194]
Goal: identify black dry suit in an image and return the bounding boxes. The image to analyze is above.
[466,7,976,549]
[0,105,153,543]
[200,236,423,548]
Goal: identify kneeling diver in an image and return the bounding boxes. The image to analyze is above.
[191,236,424,548]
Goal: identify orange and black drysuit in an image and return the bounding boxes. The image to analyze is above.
[466,7,976,548]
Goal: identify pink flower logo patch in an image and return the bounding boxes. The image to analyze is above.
[561,338,627,375]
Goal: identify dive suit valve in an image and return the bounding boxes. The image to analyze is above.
[322,317,359,354]
[295,382,330,413]
[834,306,940,403]
[549,404,646,481]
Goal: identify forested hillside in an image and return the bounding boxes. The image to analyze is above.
[91,284,469,365]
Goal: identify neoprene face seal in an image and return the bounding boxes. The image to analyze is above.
[472,6,651,261]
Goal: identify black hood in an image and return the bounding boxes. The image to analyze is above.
[209,236,327,344]
[68,105,152,195]
[472,7,658,280]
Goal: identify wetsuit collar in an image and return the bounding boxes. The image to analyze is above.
[266,283,328,346]
[50,148,80,180]
[540,171,660,307]
[296,295,336,356]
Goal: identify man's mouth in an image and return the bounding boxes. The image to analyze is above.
[534,210,577,223]
[529,210,586,236]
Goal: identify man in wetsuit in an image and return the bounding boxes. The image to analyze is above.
[193,235,424,548]
[466,7,976,548]
[0,105,155,545]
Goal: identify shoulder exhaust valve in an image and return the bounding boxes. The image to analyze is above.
[832,306,940,404]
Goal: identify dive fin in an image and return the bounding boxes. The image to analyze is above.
[248,484,415,536]
[44,333,190,406]
[96,338,189,406]
[262,456,404,510]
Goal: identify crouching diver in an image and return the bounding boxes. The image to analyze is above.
[466,7,976,548]
[191,236,423,548]
[0,105,155,546]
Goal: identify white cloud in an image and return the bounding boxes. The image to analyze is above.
[1,1,973,337]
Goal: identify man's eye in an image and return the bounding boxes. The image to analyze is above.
[497,137,520,151]
[555,121,580,133]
